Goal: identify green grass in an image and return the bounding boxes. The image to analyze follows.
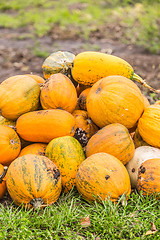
[0,189,160,239]
[0,0,160,53]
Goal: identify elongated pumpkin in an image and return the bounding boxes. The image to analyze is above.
[18,143,47,157]
[16,109,76,143]
[6,154,62,208]
[71,51,157,92]
[45,136,85,193]
[0,125,21,166]
[86,75,144,129]
[0,164,8,199]
[86,123,135,165]
[76,152,131,203]
[0,75,40,120]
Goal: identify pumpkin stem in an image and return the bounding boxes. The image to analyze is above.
[133,73,160,93]
[30,198,45,209]
[0,166,8,183]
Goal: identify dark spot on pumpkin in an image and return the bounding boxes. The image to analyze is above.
[74,128,88,147]
[10,139,15,145]
[56,107,63,110]
[96,87,101,94]
[132,168,135,173]
[105,175,110,180]
[140,166,146,174]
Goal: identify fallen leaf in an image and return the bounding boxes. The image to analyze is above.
[145,230,157,236]
[80,215,91,228]
[151,222,157,232]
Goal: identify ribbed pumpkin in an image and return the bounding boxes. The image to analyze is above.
[40,73,77,113]
[0,75,40,120]
[72,110,99,139]
[86,75,144,129]
[0,125,21,166]
[76,152,131,203]
[0,164,8,199]
[138,105,160,148]
[6,154,62,208]
[137,158,160,197]
[19,143,47,157]
[16,109,76,143]
[78,88,91,111]
[86,123,135,165]
[45,136,85,193]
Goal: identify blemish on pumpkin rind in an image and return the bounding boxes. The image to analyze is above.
[105,175,110,180]
[140,166,146,174]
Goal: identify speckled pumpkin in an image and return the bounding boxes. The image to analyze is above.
[86,123,135,165]
[78,88,91,111]
[40,73,77,113]
[76,152,131,203]
[137,158,160,197]
[6,154,62,208]
[16,109,76,143]
[18,143,47,157]
[0,125,21,166]
[86,75,144,129]
[138,105,160,148]
[0,75,40,120]
[0,164,8,199]
[0,115,16,130]
[45,136,85,193]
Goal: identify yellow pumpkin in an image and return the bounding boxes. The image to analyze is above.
[18,143,47,157]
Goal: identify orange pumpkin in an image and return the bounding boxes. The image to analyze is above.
[0,125,21,166]
[16,109,76,143]
[142,94,150,109]
[45,136,85,193]
[133,128,149,148]
[76,84,90,97]
[0,164,8,199]
[78,88,91,111]
[86,75,144,129]
[137,158,160,197]
[6,154,62,208]
[86,123,135,165]
[0,115,16,130]
[25,74,45,84]
[0,75,40,120]
[76,152,131,203]
[19,143,47,157]
[40,73,77,113]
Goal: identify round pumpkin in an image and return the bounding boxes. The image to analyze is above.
[6,154,62,208]
[138,105,160,148]
[137,158,160,197]
[86,123,135,165]
[18,143,47,157]
[0,164,8,199]
[126,146,160,188]
[0,75,40,120]
[86,75,144,129]
[45,136,85,193]
[40,73,77,113]
[0,125,21,166]
[16,109,76,143]
[76,152,131,203]
[78,88,91,111]
[25,74,45,84]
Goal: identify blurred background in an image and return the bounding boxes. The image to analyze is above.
[0,0,160,94]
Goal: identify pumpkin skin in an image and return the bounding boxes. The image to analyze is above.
[18,143,47,157]
[25,74,45,84]
[78,88,91,111]
[142,95,150,109]
[0,75,40,120]
[137,158,160,197]
[86,75,144,129]
[0,125,21,166]
[72,110,99,139]
[76,84,90,97]
[76,152,131,203]
[16,109,76,143]
[72,51,134,86]
[0,164,8,199]
[45,136,85,193]
[133,128,149,148]
[0,115,16,130]
[138,105,160,148]
[6,154,62,208]
[40,73,77,113]
[86,123,135,165]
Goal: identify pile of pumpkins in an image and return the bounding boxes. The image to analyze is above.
[0,50,160,209]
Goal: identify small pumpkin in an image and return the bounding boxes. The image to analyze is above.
[45,136,85,193]
[126,146,160,188]
[16,109,76,143]
[40,73,77,113]
[86,75,144,129]
[86,123,135,165]
[0,164,8,199]
[137,158,160,197]
[76,84,90,97]
[0,75,40,120]
[18,143,47,157]
[0,125,21,166]
[6,154,62,208]
[76,152,131,204]
[78,88,91,111]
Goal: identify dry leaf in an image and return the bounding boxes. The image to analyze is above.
[145,230,157,236]
[151,222,157,232]
[80,215,91,228]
